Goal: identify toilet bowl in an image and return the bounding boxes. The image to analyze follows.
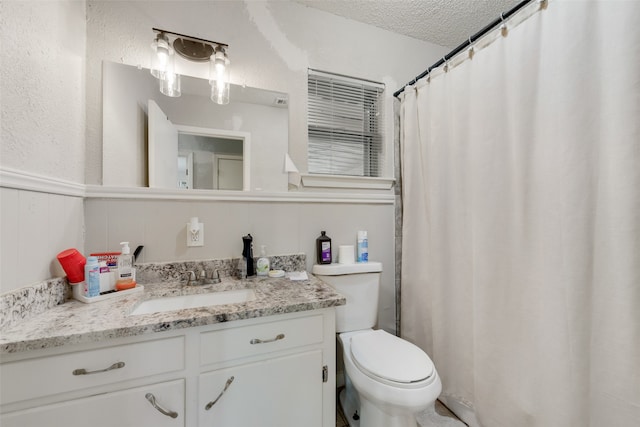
[312,262,442,427]
[339,329,442,427]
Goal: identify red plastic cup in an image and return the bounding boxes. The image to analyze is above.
[56,248,86,283]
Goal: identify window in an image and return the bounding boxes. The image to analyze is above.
[307,69,385,177]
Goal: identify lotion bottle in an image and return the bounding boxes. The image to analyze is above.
[84,256,101,298]
[357,231,368,262]
[257,245,270,276]
[116,241,135,289]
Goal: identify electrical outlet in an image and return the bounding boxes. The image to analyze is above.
[186,222,204,247]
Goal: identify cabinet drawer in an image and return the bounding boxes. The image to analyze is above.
[1,379,184,427]
[0,336,184,405]
[200,315,323,365]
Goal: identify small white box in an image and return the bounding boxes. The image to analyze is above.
[99,269,116,293]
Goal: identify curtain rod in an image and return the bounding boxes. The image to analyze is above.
[393,0,534,98]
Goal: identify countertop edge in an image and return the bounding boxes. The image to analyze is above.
[0,291,345,355]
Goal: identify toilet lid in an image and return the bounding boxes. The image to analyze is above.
[350,330,434,384]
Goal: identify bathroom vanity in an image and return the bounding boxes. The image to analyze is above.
[0,273,345,427]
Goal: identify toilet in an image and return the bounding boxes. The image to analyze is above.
[312,262,442,427]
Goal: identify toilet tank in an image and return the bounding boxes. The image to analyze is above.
[312,262,382,333]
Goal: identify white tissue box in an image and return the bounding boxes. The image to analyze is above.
[99,269,116,293]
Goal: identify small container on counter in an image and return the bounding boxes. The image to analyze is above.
[56,248,86,284]
[98,261,116,293]
[84,256,101,298]
[357,230,368,263]
[257,245,270,276]
[117,242,134,284]
[316,231,332,264]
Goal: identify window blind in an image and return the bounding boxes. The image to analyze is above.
[307,69,385,177]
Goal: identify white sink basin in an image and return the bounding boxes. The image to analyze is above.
[130,289,257,316]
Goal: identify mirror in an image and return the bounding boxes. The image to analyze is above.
[175,127,247,190]
[147,100,250,190]
[102,61,289,192]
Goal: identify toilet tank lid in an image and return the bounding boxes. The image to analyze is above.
[312,262,382,276]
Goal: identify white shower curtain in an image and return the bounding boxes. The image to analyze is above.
[400,1,640,426]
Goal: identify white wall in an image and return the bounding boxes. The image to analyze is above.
[1,0,86,182]
[0,0,86,293]
[84,198,397,329]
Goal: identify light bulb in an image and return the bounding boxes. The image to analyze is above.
[150,33,172,79]
[157,47,168,66]
[214,52,226,74]
[209,48,230,105]
[159,71,181,97]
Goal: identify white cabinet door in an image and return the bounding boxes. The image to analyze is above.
[199,350,323,427]
[1,379,184,427]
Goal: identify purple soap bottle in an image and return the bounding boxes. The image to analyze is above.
[316,231,332,264]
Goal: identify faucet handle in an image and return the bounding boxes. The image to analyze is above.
[202,269,221,284]
[185,270,196,286]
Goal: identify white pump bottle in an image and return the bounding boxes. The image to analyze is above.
[116,242,135,288]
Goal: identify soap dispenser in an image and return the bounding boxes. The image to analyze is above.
[256,245,270,276]
[116,241,135,290]
[242,234,255,276]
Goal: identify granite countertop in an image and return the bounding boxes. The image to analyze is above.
[0,274,345,355]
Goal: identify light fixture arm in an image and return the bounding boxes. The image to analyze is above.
[152,28,228,51]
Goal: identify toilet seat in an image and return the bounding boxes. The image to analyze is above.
[350,330,434,388]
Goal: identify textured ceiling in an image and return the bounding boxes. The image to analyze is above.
[292,0,522,48]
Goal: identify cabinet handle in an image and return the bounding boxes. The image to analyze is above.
[250,333,285,345]
[145,393,178,419]
[72,361,125,376]
[205,376,235,410]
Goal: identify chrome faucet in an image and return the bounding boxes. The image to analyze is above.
[185,269,221,286]
[204,269,221,284]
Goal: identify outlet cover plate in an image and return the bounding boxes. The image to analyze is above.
[186,223,204,247]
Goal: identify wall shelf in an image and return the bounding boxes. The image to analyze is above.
[0,168,394,205]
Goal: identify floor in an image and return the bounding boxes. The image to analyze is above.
[336,388,467,427]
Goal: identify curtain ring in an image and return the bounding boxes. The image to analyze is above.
[537,0,548,9]
[467,36,475,59]
[406,78,417,92]
[442,57,449,72]
[499,12,509,37]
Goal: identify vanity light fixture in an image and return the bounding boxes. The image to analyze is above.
[150,28,230,104]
